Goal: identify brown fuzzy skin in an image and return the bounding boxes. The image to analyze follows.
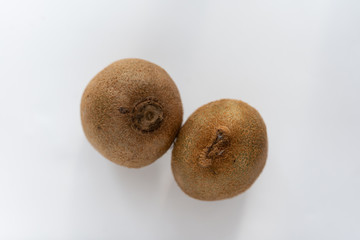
[81,58,183,168]
[171,99,267,201]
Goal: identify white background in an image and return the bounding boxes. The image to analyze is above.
[1,0,360,239]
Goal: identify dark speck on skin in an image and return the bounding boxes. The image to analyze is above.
[119,107,130,114]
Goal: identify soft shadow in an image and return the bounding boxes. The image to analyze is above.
[107,151,167,208]
[160,180,247,240]
[73,140,165,210]
[68,140,168,231]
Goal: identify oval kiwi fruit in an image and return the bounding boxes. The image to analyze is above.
[81,58,183,168]
[172,99,267,201]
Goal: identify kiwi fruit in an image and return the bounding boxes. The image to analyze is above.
[171,99,267,201]
[81,58,183,168]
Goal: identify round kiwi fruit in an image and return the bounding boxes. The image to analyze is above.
[81,58,183,168]
[171,99,267,201]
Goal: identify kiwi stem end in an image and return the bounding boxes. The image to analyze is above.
[199,126,231,167]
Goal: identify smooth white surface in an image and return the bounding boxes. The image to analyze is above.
[1,0,360,239]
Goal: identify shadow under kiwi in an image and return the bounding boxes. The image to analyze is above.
[107,151,166,208]
[160,178,247,240]
[72,139,165,207]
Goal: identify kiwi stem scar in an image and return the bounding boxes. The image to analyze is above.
[199,126,231,168]
[131,97,164,133]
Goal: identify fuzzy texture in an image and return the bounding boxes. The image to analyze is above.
[172,99,267,201]
[81,58,183,168]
